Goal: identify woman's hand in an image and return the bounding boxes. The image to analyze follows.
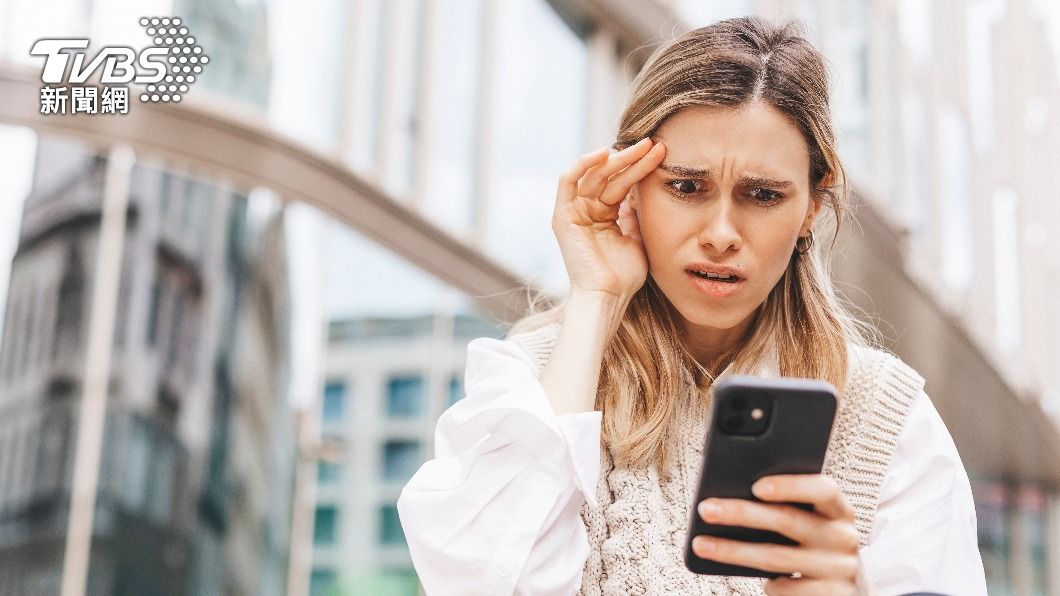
[552,138,665,303]
[692,474,862,596]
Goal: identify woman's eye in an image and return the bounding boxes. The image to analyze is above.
[748,188,783,204]
[666,179,704,198]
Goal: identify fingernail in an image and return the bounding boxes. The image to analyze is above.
[753,480,774,497]
[699,500,720,519]
[692,536,715,554]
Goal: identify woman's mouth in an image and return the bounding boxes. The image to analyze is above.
[685,267,745,297]
[687,270,740,282]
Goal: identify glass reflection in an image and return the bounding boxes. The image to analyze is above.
[0,128,509,595]
[0,135,102,596]
[0,133,297,596]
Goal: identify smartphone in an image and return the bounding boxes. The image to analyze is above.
[684,375,838,577]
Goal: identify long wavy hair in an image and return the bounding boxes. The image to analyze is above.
[506,16,875,476]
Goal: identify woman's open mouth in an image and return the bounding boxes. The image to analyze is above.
[687,270,740,282]
[685,267,745,297]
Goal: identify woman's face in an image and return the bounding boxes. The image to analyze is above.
[632,101,821,343]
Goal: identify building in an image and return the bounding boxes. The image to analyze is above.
[308,313,499,596]
[0,136,296,596]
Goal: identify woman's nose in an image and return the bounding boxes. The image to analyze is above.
[696,198,742,253]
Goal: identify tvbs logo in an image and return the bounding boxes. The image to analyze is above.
[31,16,209,114]
[31,39,167,85]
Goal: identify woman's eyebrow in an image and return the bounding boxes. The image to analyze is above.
[742,174,795,189]
[658,163,711,178]
[658,163,795,189]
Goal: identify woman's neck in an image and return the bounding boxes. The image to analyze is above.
[678,312,758,374]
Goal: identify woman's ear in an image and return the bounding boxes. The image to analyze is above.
[801,195,823,235]
[802,172,834,234]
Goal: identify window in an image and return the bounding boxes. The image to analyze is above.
[967,2,1002,155]
[386,375,424,418]
[377,567,420,595]
[54,244,84,360]
[383,440,422,483]
[146,439,175,525]
[448,374,463,407]
[992,188,1021,350]
[313,505,339,545]
[378,0,426,196]
[317,461,341,484]
[146,278,161,345]
[938,105,973,291]
[899,93,928,236]
[322,381,346,422]
[166,290,185,370]
[973,482,1012,593]
[0,296,15,381]
[1018,487,1048,593]
[346,0,387,171]
[675,0,751,25]
[159,171,172,217]
[32,406,69,495]
[379,503,406,546]
[309,567,337,596]
[22,283,37,375]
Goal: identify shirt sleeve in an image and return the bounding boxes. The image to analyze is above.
[396,335,603,596]
[859,387,988,596]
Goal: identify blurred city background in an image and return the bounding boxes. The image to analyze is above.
[0,0,1057,595]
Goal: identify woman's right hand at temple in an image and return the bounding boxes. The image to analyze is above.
[551,137,666,302]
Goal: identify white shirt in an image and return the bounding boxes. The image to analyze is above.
[397,336,988,596]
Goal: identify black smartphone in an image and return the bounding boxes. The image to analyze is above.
[684,375,838,577]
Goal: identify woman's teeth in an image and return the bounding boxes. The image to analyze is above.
[690,271,738,282]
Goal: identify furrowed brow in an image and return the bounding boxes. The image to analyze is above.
[741,175,795,189]
[658,163,712,178]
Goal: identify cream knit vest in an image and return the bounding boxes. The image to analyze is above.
[509,322,923,595]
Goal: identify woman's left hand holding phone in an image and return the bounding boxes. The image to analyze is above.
[692,473,862,595]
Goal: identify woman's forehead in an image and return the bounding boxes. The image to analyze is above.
[652,103,810,180]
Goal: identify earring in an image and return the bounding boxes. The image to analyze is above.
[795,230,814,255]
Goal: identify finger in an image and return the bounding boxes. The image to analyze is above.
[576,137,654,198]
[690,535,858,580]
[598,142,666,206]
[764,577,854,596]
[697,498,858,552]
[753,475,855,522]
[617,199,642,241]
[557,146,611,203]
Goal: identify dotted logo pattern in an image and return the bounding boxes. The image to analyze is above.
[137,16,209,103]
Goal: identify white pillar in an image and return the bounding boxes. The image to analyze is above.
[59,144,134,596]
[584,27,622,151]
[471,0,499,251]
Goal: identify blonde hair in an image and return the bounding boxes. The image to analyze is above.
[506,16,876,477]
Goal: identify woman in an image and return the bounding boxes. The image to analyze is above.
[397,16,986,596]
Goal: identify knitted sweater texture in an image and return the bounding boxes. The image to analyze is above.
[508,322,923,595]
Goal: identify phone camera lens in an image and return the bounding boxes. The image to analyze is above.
[730,396,746,410]
[723,415,743,431]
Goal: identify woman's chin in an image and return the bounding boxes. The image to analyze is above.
[672,303,752,333]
